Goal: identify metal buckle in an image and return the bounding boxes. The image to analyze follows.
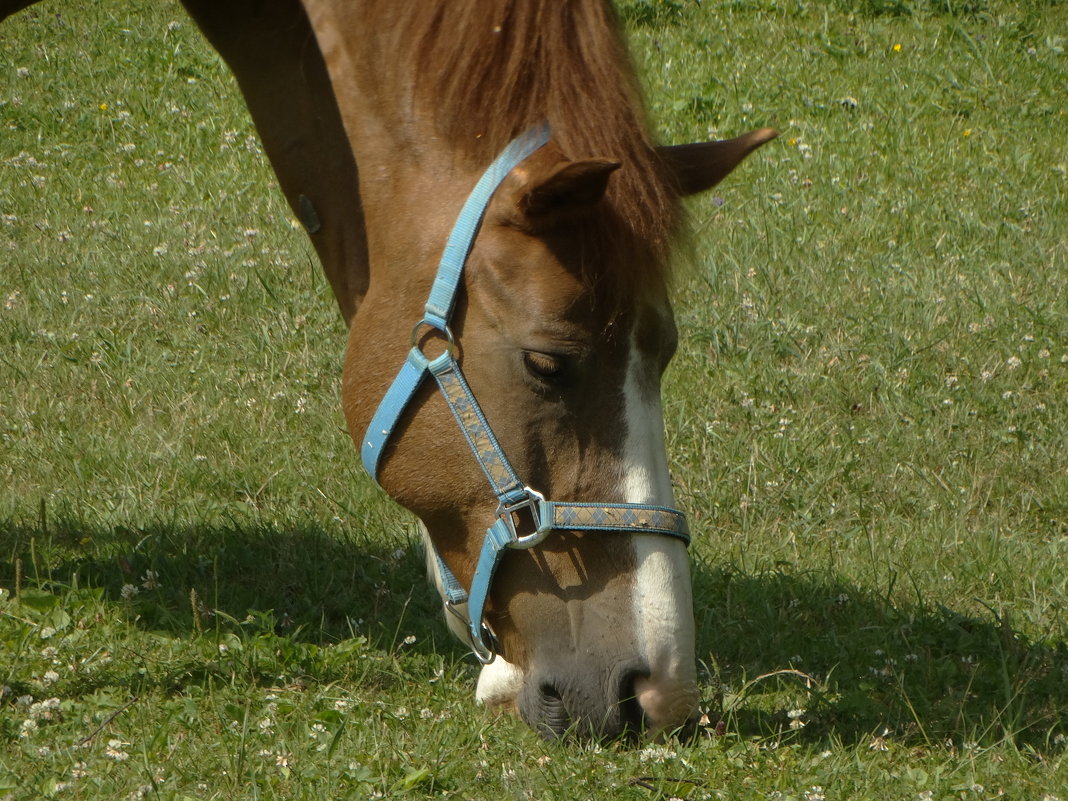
[495,487,549,548]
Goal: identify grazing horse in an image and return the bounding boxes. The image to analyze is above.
[1,0,775,740]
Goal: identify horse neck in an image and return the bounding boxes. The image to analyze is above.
[359,149,481,312]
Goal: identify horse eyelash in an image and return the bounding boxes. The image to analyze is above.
[523,351,565,380]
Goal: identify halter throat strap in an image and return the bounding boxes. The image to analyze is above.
[360,124,689,663]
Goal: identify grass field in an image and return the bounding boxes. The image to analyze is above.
[2,0,1066,798]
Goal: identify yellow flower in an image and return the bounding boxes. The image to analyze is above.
[788,137,798,147]
[892,43,902,52]
[963,128,972,137]
[99,102,108,111]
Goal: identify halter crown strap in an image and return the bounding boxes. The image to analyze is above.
[360,124,689,663]
[423,124,554,331]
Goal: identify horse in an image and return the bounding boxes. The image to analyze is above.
[1,0,776,740]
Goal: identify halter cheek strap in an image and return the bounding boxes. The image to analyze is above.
[361,124,689,663]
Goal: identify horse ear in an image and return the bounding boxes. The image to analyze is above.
[659,127,778,196]
[518,158,621,220]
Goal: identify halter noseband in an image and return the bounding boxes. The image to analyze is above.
[360,124,690,663]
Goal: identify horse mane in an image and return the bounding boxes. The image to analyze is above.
[363,0,683,292]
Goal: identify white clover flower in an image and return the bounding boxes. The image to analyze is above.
[120,584,139,599]
[29,698,60,720]
[104,739,130,761]
[638,744,674,763]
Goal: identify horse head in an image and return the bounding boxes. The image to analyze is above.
[343,128,776,740]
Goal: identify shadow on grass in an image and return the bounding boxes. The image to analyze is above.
[3,518,1066,749]
[0,516,463,659]
[692,563,1068,750]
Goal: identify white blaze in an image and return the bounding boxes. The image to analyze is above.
[622,333,698,728]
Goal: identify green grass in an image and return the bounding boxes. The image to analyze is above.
[2,0,1067,798]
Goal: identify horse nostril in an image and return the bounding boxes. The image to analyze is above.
[532,683,570,739]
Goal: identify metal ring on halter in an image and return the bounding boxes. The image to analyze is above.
[410,320,456,371]
[471,623,497,664]
[446,601,496,664]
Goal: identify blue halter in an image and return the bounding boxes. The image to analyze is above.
[361,124,690,662]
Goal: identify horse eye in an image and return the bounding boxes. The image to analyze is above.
[523,351,564,380]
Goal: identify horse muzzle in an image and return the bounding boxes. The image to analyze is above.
[516,660,699,742]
